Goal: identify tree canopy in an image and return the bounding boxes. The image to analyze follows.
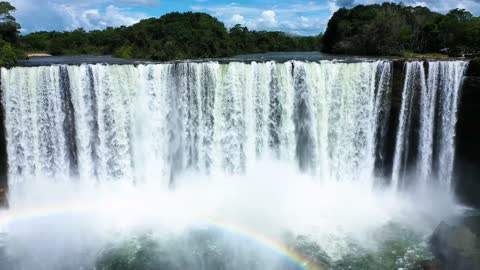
[322,3,480,56]
[6,1,480,62]
[0,1,22,66]
[21,12,321,61]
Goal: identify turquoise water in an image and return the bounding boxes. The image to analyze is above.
[94,223,431,270]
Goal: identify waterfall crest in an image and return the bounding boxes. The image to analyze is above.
[0,60,468,191]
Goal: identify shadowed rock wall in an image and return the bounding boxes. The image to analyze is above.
[456,60,480,207]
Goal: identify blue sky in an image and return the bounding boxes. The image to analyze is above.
[9,0,480,36]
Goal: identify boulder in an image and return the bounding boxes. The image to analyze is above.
[0,187,6,208]
[419,259,443,270]
[430,214,480,270]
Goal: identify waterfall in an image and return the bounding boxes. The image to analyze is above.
[1,61,392,188]
[0,58,473,270]
[0,59,468,192]
[391,61,468,190]
[435,61,469,189]
[391,62,426,189]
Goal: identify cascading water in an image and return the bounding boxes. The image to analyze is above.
[1,61,393,187]
[391,61,468,190]
[0,59,469,270]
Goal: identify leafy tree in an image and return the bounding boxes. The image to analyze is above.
[0,1,21,66]
[0,1,19,43]
[322,3,480,56]
[114,45,132,59]
[0,41,17,66]
[20,12,320,61]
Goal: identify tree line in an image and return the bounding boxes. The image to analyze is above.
[20,12,321,61]
[0,1,24,66]
[322,3,480,56]
[1,1,480,66]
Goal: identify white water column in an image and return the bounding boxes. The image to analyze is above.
[392,60,468,190]
[2,61,392,189]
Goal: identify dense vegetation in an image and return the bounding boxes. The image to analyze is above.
[322,3,480,56]
[3,1,480,63]
[21,12,321,61]
[0,1,23,66]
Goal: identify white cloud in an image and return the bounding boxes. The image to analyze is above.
[52,3,147,31]
[192,2,329,35]
[401,0,480,13]
[11,0,480,36]
[118,0,159,7]
[9,0,150,32]
[258,10,277,27]
[228,14,246,26]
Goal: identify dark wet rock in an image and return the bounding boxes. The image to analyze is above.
[456,72,480,208]
[419,259,443,270]
[465,58,480,76]
[430,215,480,270]
[0,187,6,208]
[0,234,11,270]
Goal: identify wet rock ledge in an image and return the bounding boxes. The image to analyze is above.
[429,213,480,270]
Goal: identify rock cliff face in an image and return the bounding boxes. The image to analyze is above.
[456,60,480,207]
[385,60,480,207]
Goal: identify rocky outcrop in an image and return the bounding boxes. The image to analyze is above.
[430,214,480,270]
[0,187,6,207]
[419,259,443,270]
[386,59,480,208]
[456,60,480,207]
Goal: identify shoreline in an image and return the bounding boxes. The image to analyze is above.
[14,53,472,68]
[26,53,52,57]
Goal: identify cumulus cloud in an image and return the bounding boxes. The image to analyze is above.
[397,0,480,13]
[258,10,277,27]
[10,0,151,32]
[119,0,159,7]
[227,14,246,26]
[192,1,329,35]
[9,0,480,36]
[56,4,146,31]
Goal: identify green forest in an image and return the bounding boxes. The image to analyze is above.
[0,1,480,66]
[0,2,24,66]
[322,3,480,56]
[20,12,321,61]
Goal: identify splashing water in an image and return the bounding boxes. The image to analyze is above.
[0,60,468,270]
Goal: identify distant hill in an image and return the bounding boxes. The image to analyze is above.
[322,3,480,57]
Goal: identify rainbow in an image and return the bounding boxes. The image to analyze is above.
[204,219,325,270]
[0,204,324,270]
